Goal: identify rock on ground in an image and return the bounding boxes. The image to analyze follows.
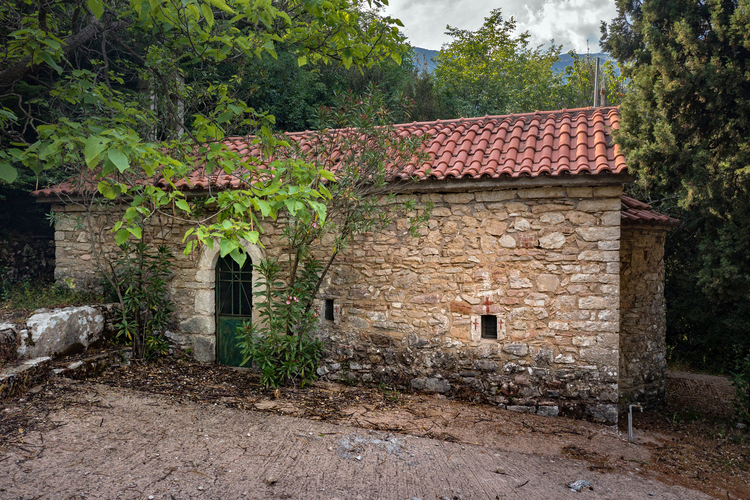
[17,306,104,359]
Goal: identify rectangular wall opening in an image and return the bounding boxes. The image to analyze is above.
[324,299,335,321]
[481,315,497,339]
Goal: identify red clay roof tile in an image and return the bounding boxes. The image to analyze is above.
[621,195,679,227]
[32,107,628,197]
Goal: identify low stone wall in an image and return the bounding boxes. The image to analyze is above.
[0,235,55,284]
[313,331,615,421]
[619,227,668,406]
[0,357,52,400]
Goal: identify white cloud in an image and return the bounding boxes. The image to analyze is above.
[382,0,616,53]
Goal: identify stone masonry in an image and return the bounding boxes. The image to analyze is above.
[618,227,668,406]
[51,181,639,424]
[309,183,623,424]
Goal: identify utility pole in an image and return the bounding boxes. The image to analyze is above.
[593,57,600,107]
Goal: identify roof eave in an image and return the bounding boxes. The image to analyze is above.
[389,172,634,194]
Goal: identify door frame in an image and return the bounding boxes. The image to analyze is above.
[215,253,255,366]
[191,240,265,363]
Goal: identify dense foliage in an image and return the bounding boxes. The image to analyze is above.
[0,0,408,256]
[432,9,626,117]
[238,258,324,388]
[433,9,564,116]
[602,0,750,371]
[114,242,173,360]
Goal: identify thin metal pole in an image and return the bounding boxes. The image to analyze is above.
[628,403,642,442]
[593,57,600,107]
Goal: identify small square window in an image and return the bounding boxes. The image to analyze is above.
[481,315,497,339]
[324,299,335,321]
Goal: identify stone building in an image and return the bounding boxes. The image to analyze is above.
[33,107,677,424]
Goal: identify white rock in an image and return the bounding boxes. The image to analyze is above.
[18,306,104,359]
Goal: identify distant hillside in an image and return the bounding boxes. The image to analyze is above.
[551,52,615,73]
[411,47,615,75]
[412,47,439,73]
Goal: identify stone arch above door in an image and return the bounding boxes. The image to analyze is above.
[180,241,264,363]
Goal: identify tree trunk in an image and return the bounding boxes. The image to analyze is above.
[0,16,130,91]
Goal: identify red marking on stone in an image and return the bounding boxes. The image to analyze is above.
[472,318,480,330]
[483,296,494,314]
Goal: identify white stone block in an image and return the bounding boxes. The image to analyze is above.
[499,234,516,248]
[575,226,621,241]
[19,306,104,359]
[578,296,608,309]
[517,187,566,199]
[539,232,566,249]
[578,250,619,262]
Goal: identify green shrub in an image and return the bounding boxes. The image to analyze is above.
[731,351,750,424]
[113,243,174,360]
[239,327,323,389]
[237,257,324,389]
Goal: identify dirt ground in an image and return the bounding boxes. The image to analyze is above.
[0,355,748,499]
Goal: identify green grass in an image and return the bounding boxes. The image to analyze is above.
[0,280,105,318]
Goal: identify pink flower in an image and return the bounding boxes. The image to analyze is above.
[312,222,317,228]
[294,297,299,302]
[286,300,290,305]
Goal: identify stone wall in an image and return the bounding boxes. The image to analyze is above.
[51,181,625,423]
[308,183,623,423]
[618,226,668,407]
[0,235,55,284]
[51,205,264,364]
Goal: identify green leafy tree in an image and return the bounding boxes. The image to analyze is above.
[238,89,431,387]
[0,0,409,255]
[432,9,565,117]
[559,52,627,109]
[602,0,750,370]
[219,9,419,132]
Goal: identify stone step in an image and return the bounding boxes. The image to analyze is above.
[0,348,130,400]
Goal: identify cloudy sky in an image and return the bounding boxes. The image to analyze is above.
[382,0,617,53]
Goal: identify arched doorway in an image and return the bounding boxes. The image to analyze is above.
[215,255,253,366]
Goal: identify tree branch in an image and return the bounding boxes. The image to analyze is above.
[0,16,130,91]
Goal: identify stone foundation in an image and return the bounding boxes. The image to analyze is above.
[619,227,668,406]
[312,332,617,423]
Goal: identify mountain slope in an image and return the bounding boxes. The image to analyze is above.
[412,47,615,75]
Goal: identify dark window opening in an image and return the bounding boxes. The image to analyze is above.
[324,299,335,321]
[217,255,253,316]
[481,315,497,340]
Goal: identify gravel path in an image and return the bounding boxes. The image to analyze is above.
[0,382,710,500]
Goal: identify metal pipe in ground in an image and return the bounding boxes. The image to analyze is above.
[628,403,643,442]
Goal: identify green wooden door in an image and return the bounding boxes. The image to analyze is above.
[216,255,253,366]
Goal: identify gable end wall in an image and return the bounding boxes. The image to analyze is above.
[618,227,668,406]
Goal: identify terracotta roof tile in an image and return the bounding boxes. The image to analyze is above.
[621,195,679,227]
[32,107,627,197]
